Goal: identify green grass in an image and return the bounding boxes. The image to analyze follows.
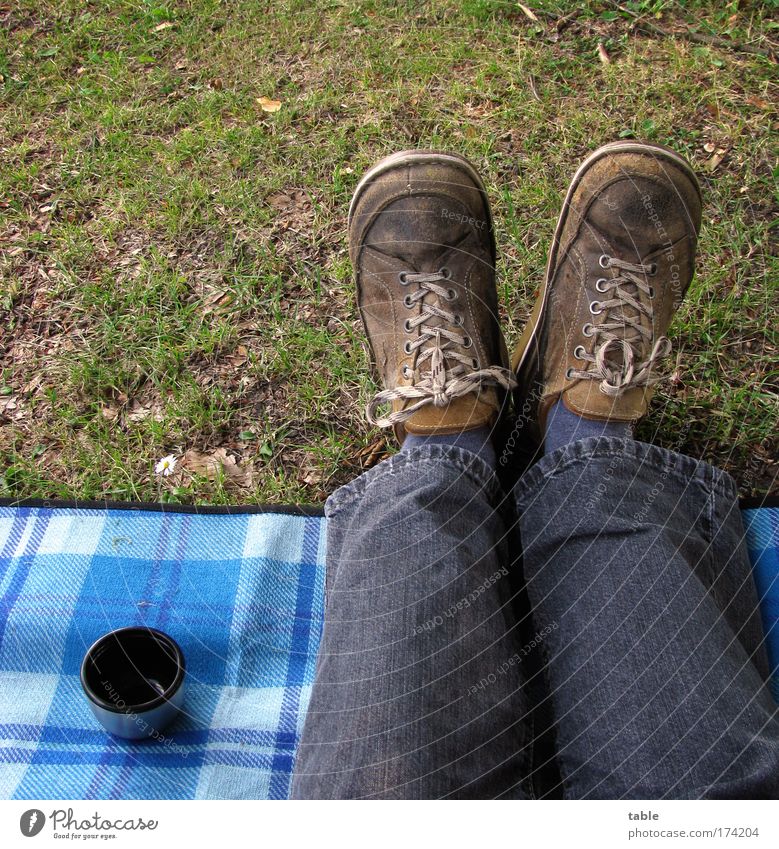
[1,0,777,503]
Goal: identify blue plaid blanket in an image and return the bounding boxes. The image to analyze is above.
[0,503,325,800]
[1,499,777,800]
[743,503,779,704]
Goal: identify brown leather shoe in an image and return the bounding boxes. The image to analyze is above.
[349,150,515,443]
[512,141,702,440]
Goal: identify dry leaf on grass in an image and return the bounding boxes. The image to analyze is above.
[267,189,315,231]
[257,96,282,113]
[708,149,727,171]
[356,439,390,470]
[153,21,175,32]
[703,142,729,171]
[597,43,611,64]
[267,189,312,213]
[127,401,151,423]
[0,396,18,414]
[100,406,120,422]
[201,287,235,316]
[180,448,253,488]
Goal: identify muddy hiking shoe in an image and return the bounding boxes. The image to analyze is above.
[511,140,702,443]
[348,150,516,443]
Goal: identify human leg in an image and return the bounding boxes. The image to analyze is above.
[516,438,778,799]
[511,141,779,799]
[292,151,530,799]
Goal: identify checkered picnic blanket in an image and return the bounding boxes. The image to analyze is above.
[1,499,777,800]
[0,503,325,800]
[743,503,779,704]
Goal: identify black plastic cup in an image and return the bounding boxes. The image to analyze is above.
[80,627,185,740]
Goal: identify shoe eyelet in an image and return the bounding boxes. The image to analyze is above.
[403,340,413,354]
[589,301,603,315]
[454,314,463,326]
[598,254,611,269]
[403,294,414,308]
[472,358,479,369]
[403,318,413,332]
[648,262,658,276]
[648,285,655,299]
[402,365,412,379]
[462,335,472,348]
[595,277,609,293]
[582,323,594,337]
[398,271,409,285]
[446,288,457,301]
[573,345,586,360]
[440,267,452,279]
[565,367,575,379]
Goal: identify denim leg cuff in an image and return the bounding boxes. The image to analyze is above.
[325,444,501,518]
[514,435,739,511]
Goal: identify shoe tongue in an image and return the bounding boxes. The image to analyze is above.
[596,266,647,378]
[430,334,447,397]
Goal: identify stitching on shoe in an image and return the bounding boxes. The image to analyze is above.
[552,243,587,389]
[362,263,398,378]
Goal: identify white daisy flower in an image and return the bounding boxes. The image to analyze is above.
[155,454,178,477]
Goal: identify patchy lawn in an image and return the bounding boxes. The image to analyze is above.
[1,0,777,504]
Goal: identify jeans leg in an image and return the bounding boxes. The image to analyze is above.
[514,437,779,799]
[291,445,531,799]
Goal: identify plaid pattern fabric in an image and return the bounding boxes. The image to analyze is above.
[0,504,325,800]
[743,504,779,704]
[0,501,776,799]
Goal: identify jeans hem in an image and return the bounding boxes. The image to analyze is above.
[325,444,501,518]
[513,437,739,509]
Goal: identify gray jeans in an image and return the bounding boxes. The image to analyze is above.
[291,437,779,799]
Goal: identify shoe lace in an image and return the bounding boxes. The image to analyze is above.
[366,269,516,428]
[569,255,672,397]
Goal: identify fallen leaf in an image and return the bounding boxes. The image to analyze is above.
[257,96,282,113]
[356,438,389,470]
[597,42,610,64]
[127,402,151,423]
[202,288,235,315]
[267,189,311,212]
[181,448,253,488]
[745,95,770,110]
[517,3,539,22]
[154,21,175,32]
[707,148,727,172]
[299,464,322,487]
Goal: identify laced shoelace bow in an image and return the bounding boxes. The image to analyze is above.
[568,255,672,397]
[366,269,516,428]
